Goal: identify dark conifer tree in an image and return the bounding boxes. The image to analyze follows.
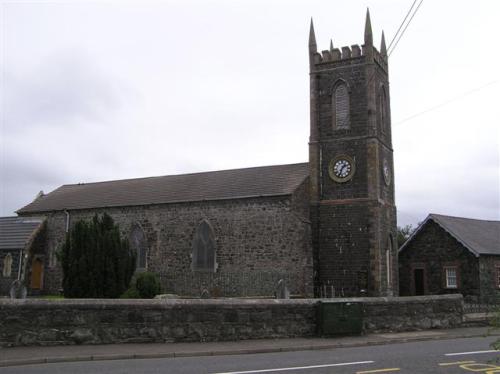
[60,214,135,298]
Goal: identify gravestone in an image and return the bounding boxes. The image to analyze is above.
[200,288,210,299]
[9,280,27,299]
[275,279,290,299]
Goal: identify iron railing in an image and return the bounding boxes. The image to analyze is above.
[464,303,500,314]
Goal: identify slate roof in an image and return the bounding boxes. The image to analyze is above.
[400,213,500,256]
[17,163,310,214]
[0,216,44,250]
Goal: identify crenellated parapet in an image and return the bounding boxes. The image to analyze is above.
[308,10,388,73]
[313,44,373,63]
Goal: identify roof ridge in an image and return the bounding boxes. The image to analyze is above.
[429,213,500,223]
[429,215,480,257]
[60,162,309,188]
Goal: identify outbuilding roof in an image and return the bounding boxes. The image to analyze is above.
[400,213,500,257]
[17,163,310,214]
[0,216,44,250]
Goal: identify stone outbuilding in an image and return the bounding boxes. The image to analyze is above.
[399,214,500,302]
[0,217,46,296]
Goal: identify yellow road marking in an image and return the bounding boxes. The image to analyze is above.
[356,369,400,374]
[486,370,500,374]
[439,361,476,366]
[459,363,500,372]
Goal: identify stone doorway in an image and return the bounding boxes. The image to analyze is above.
[413,268,425,295]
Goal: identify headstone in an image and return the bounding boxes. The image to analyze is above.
[9,280,27,299]
[200,288,210,299]
[275,279,290,299]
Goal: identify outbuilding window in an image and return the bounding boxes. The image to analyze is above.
[444,267,458,289]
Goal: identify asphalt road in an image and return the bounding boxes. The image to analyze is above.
[0,336,498,374]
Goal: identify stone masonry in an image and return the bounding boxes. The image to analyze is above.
[15,11,399,298]
[399,220,479,299]
[308,12,397,297]
[33,191,314,297]
[0,295,463,347]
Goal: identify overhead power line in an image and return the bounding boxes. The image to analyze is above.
[387,0,418,52]
[388,0,425,56]
[394,81,498,126]
[365,0,424,87]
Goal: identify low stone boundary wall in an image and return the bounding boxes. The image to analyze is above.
[361,294,463,332]
[0,294,463,347]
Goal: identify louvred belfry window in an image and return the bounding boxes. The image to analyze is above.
[380,87,387,133]
[334,83,350,129]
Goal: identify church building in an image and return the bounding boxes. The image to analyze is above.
[14,11,398,298]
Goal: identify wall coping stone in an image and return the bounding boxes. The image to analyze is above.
[0,294,462,309]
[0,298,318,309]
[317,294,463,303]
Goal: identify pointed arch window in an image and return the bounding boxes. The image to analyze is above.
[129,224,148,270]
[332,82,350,130]
[192,220,217,272]
[2,253,13,278]
[379,86,388,133]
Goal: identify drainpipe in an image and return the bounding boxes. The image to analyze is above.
[17,249,23,281]
[65,210,70,232]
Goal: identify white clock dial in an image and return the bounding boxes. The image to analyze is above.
[329,156,355,183]
[334,160,351,178]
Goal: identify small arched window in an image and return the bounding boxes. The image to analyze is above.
[129,224,148,270]
[192,220,217,272]
[2,253,13,278]
[379,86,388,133]
[333,82,350,130]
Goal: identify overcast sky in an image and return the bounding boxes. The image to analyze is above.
[1,0,499,227]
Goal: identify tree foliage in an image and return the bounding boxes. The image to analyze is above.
[135,272,161,298]
[121,272,162,299]
[60,214,135,298]
[397,224,415,248]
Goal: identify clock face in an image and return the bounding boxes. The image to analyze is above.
[383,159,391,186]
[329,156,355,183]
[334,159,352,178]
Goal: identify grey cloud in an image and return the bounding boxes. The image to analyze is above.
[4,50,124,132]
[0,155,67,215]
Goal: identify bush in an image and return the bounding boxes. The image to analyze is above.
[135,272,161,298]
[120,287,141,299]
[60,214,135,298]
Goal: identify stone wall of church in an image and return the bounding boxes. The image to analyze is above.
[26,193,314,297]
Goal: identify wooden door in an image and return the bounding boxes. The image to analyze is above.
[31,258,43,289]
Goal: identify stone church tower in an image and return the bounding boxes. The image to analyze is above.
[309,10,398,297]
